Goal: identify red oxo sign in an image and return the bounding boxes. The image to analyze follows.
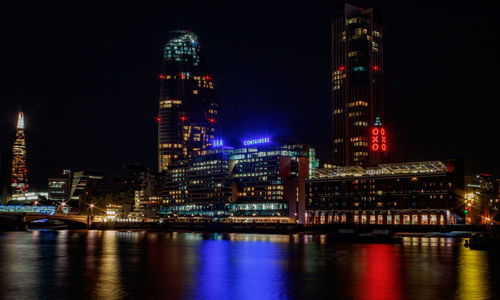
[371,127,387,152]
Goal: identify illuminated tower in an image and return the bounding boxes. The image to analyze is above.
[158,30,219,172]
[11,112,29,194]
[332,3,383,166]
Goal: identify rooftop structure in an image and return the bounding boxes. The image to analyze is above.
[312,161,448,179]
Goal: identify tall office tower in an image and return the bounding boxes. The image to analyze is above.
[158,30,219,172]
[331,3,384,166]
[11,112,29,194]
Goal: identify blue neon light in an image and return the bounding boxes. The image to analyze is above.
[353,66,366,71]
[243,137,270,146]
[212,140,224,147]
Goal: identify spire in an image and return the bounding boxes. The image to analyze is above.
[12,112,28,194]
[16,112,24,129]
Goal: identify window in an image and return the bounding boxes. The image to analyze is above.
[349,101,368,107]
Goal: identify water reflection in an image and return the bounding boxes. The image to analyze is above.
[193,235,288,299]
[456,244,491,300]
[95,231,124,299]
[0,231,498,299]
[355,244,401,300]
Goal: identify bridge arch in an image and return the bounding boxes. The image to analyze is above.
[0,213,90,230]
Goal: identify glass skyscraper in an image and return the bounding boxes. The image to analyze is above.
[331,3,384,166]
[11,112,28,194]
[158,31,219,172]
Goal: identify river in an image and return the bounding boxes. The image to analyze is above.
[0,230,498,299]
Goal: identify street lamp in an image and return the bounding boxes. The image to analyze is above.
[89,204,95,217]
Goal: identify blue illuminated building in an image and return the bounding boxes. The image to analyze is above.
[160,138,312,223]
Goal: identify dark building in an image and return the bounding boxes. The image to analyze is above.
[117,163,148,186]
[48,170,72,204]
[331,3,384,166]
[85,181,135,215]
[1,150,12,204]
[158,30,219,172]
[160,138,311,223]
[68,171,104,210]
[306,160,464,225]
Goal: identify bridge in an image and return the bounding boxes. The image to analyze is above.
[0,212,91,230]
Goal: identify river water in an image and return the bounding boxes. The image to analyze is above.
[0,230,498,300]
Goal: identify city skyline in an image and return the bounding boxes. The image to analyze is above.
[0,0,499,190]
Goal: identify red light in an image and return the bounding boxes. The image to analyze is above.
[204,75,212,80]
[158,74,165,79]
[371,126,388,153]
[339,66,345,71]
[208,118,216,123]
[180,116,188,121]
[372,65,380,71]
[156,117,161,122]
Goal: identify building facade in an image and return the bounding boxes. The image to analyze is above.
[332,3,384,166]
[158,30,219,171]
[128,168,162,219]
[465,174,499,224]
[11,112,29,194]
[160,139,310,223]
[306,160,464,225]
[68,171,104,209]
[48,170,72,204]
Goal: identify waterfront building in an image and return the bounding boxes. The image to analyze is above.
[68,171,104,209]
[105,204,127,220]
[128,168,163,219]
[11,112,29,194]
[465,174,499,224]
[331,3,384,166]
[158,30,219,171]
[305,160,464,225]
[10,192,48,204]
[48,170,72,204]
[160,138,310,223]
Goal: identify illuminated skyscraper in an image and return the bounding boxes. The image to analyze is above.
[331,3,384,166]
[158,31,219,172]
[11,112,28,194]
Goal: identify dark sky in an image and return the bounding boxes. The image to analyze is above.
[1,0,499,190]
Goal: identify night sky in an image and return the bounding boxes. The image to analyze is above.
[1,1,499,190]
